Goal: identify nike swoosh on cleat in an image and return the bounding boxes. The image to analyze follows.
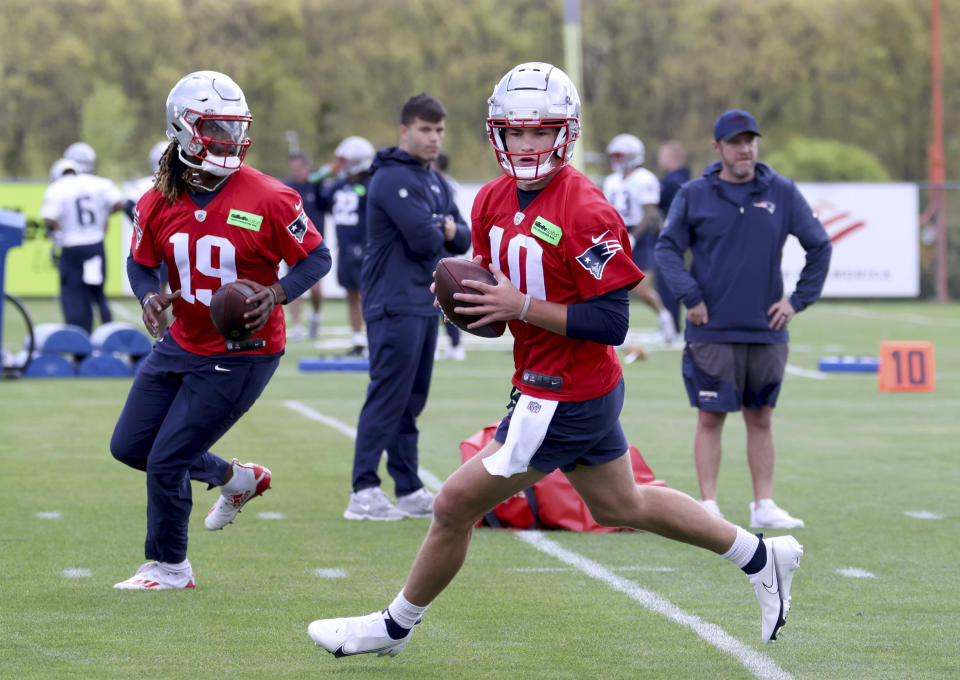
[591,229,610,244]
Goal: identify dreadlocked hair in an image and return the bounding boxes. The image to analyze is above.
[154,142,193,205]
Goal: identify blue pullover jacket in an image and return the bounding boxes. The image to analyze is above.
[655,160,831,343]
[361,147,471,320]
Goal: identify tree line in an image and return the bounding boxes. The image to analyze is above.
[1,0,954,183]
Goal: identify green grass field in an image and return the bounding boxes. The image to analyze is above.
[2,297,958,679]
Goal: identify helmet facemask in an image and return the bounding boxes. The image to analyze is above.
[487,118,579,182]
[174,111,252,177]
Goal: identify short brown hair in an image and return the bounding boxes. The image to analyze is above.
[400,93,446,125]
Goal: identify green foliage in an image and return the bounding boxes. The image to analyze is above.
[765,136,892,181]
[0,0,957,181]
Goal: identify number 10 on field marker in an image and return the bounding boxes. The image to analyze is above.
[877,341,936,392]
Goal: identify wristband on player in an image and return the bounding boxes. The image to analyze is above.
[270,285,280,306]
[519,294,531,321]
[141,293,159,310]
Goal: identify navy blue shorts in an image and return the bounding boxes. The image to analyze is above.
[682,342,788,411]
[336,227,364,291]
[494,379,628,474]
[631,230,657,271]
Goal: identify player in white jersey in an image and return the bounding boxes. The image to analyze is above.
[603,134,678,356]
[40,155,125,333]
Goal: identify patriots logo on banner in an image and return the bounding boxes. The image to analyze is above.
[753,201,776,215]
[286,212,309,243]
[576,239,623,280]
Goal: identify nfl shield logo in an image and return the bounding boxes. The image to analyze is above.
[527,401,542,414]
[194,210,207,222]
[514,211,525,225]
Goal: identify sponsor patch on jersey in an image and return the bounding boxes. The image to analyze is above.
[576,239,623,280]
[285,211,309,243]
[352,184,367,197]
[531,216,562,245]
[227,209,263,231]
[133,208,143,249]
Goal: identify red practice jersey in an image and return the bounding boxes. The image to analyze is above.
[132,166,324,355]
[472,165,644,401]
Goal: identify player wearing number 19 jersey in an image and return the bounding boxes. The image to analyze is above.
[132,163,323,355]
[110,71,330,592]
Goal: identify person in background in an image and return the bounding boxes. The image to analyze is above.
[431,151,466,361]
[655,109,831,528]
[308,63,804,660]
[321,136,376,357]
[123,141,171,292]
[602,134,677,363]
[655,139,690,338]
[40,146,124,333]
[282,151,326,340]
[110,70,330,590]
[344,93,470,521]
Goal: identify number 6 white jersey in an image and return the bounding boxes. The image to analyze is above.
[40,173,123,247]
[131,165,324,355]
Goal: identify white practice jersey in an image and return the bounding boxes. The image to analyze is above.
[602,167,660,228]
[40,174,123,247]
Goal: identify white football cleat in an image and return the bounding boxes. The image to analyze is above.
[749,535,803,642]
[113,560,195,590]
[750,499,805,529]
[309,610,415,658]
[205,459,272,530]
[698,499,725,518]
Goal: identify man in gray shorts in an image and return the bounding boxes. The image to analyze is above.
[655,109,832,528]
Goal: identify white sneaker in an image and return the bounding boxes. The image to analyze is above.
[343,487,404,521]
[698,499,725,518]
[750,499,805,529]
[749,535,803,642]
[205,459,272,530]
[658,308,678,343]
[289,325,306,342]
[448,345,466,361]
[309,610,415,657]
[114,560,195,590]
[396,488,434,518]
[308,313,321,340]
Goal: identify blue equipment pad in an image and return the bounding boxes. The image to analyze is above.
[23,353,75,378]
[32,323,92,356]
[818,356,880,373]
[299,356,370,372]
[77,353,133,378]
[90,322,152,356]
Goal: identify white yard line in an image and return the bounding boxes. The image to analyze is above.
[785,364,829,380]
[821,305,960,328]
[286,402,795,680]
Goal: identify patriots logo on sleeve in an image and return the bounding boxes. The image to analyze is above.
[576,238,623,280]
[286,211,309,243]
[133,207,143,249]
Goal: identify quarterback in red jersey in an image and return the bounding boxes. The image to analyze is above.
[308,63,803,657]
[111,71,330,591]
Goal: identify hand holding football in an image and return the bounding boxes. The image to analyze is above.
[210,281,258,341]
[434,258,507,338]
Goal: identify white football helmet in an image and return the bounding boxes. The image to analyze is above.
[64,142,96,173]
[606,133,645,173]
[165,71,252,177]
[486,62,581,181]
[335,136,376,176]
[49,158,80,181]
[148,141,168,173]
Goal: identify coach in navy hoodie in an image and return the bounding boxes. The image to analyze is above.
[655,109,831,530]
[347,93,471,521]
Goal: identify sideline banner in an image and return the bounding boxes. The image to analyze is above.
[0,182,126,297]
[784,183,919,297]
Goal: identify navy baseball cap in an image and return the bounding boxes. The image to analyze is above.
[713,109,761,142]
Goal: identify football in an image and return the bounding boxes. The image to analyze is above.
[210,281,257,341]
[434,258,507,338]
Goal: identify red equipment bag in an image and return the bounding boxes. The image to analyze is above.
[459,423,668,533]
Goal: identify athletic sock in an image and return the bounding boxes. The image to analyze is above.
[385,590,429,637]
[159,559,191,573]
[721,526,766,574]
